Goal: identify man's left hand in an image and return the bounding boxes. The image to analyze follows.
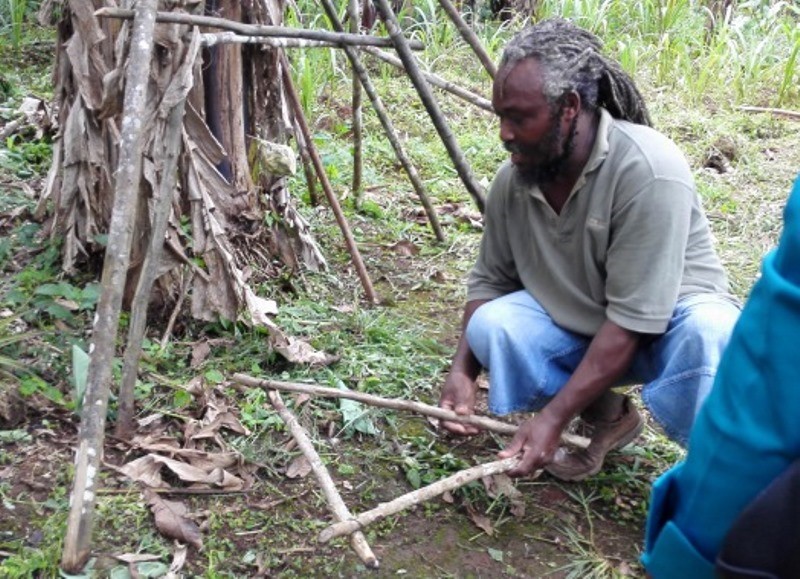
[498,412,563,476]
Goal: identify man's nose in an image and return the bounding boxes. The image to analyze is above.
[499,119,514,143]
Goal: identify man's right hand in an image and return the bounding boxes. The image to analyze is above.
[438,370,481,435]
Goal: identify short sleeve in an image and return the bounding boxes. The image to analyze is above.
[605,178,694,333]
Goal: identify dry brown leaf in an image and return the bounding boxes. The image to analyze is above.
[121,454,245,490]
[487,473,526,517]
[191,341,212,368]
[286,455,312,479]
[119,455,167,488]
[167,542,188,578]
[295,393,312,407]
[191,411,249,440]
[389,240,419,256]
[467,506,494,536]
[184,376,205,397]
[144,490,203,549]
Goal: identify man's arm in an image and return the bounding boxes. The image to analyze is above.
[438,299,489,435]
[499,319,641,475]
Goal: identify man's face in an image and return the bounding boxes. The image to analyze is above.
[492,58,576,184]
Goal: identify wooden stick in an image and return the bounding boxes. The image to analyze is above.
[201,33,339,48]
[267,390,379,568]
[318,0,446,242]
[436,0,496,79]
[348,0,364,207]
[361,46,493,113]
[231,374,589,448]
[95,7,424,50]
[160,270,194,348]
[279,52,378,304]
[318,456,520,543]
[372,0,486,213]
[61,0,159,572]
[117,30,198,439]
[293,122,320,206]
[738,105,800,120]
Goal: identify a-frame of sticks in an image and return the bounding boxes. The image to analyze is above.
[62,0,498,571]
[233,375,589,567]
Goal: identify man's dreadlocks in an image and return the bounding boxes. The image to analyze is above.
[500,18,652,126]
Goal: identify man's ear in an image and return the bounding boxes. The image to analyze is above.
[561,91,581,121]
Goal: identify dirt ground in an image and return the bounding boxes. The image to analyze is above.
[1,382,659,577]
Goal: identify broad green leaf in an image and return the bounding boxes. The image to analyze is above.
[72,345,89,408]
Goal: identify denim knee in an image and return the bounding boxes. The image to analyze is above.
[641,294,741,444]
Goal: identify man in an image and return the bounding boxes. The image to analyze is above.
[438,19,740,480]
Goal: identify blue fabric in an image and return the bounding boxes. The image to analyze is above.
[642,175,800,578]
[465,290,739,445]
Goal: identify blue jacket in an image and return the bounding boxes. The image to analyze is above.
[642,174,800,577]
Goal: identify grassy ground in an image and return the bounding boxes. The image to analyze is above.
[1,1,799,577]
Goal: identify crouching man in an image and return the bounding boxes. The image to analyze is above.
[438,19,740,480]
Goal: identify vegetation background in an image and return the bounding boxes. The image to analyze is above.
[0,0,798,576]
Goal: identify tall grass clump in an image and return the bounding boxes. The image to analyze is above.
[0,0,30,53]
[534,0,799,107]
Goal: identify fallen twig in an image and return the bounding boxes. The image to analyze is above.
[318,456,522,542]
[738,105,800,120]
[232,374,589,448]
[268,390,379,568]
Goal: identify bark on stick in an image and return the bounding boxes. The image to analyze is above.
[361,46,493,112]
[61,0,158,572]
[279,52,378,303]
[268,390,379,568]
[116,37,195,438]
[436,0,496,78]
[372,0,486,213]
[231,374,589,447]
[318,0,445,241]
[318,457,521,543]
[95,7,425,49]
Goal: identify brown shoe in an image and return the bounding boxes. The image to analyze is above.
[545,397,644,482]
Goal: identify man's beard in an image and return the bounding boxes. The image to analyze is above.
[507,113,578,186]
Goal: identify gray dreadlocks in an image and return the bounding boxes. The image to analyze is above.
[500,18,652,126]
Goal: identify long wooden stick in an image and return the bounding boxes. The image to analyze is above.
[231,374,589,447]
[318,456,520,543]
[738,105,800,120]
[372,0,486,213]
[318,0,446,242]
[348,0,364,207]
[279,53,378,304]
[61,0,159,572]
[201,33,338,48]
[361,46,493,112]
[95,7,425,49]
[267,390,379,568]
[117,30,199,439]
[436,0,496,79]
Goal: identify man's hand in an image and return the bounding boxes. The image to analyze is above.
[498,412,563,476]
[438,370,481,435]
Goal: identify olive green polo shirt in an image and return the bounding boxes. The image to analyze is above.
[467,108,732,336]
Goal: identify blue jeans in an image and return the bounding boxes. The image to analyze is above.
[466,290,740,446]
